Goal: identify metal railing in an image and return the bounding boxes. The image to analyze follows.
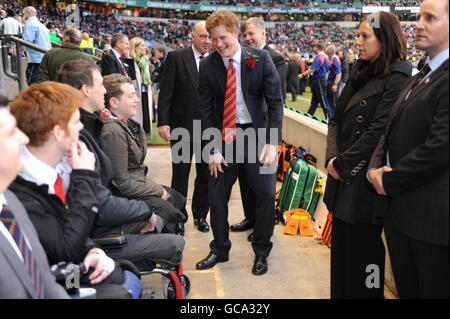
[1,35,100,92]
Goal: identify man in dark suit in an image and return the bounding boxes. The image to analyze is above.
[158,21,212,233]
[195,11,283,275]
[368,0,449,298]
[286,53,301,102]
[229,16,286,237]
[101,33,132,78]
[0,105,68,299]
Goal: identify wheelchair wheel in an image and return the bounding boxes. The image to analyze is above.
[180,273,191,298]
[162,278,176,299]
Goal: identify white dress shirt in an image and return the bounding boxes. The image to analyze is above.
[192,45,209,72]
[0,193,31,261]
[19,147,60,195]
[222,45,253,124]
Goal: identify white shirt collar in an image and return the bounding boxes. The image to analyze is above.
[259,43,267,50]
[426,48,449,73]
[19,147,58,194]
[0,193,6,212]
[222,45,242,67]
[192,45,208,59]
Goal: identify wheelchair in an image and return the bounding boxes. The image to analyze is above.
[93,234,191,299]
[51,260,143,299]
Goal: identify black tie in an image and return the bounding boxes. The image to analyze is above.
[409,63,431,95]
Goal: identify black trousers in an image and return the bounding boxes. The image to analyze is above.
[170,138,209,220]
[209,129,276,257]
[384,211,449,299]
[308,77,331,120]
[331,217,385,299]
[26,63,40,85]
[326,79,338,118]
[141,91,151,134]
[287,78,298,101]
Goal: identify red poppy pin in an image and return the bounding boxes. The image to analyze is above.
[246,57,257,69]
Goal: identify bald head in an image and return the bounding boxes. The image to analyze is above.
[63,28,82,45]
[191,21,211,55]
[23,6,37,19]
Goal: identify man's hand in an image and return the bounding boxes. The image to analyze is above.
[83,249,115,284]
[298,73,304,79]
[158,125,171,142]
[368,166,392,196]
[259,144,277,168]
[140,213,157,234]
[209,152,228,178]
[161,188,171,200]
[327,157,343,181]
[331,83,338,92]
[68,141,96,171]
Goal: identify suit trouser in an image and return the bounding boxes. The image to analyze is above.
[384,211,449,299]
[287,78,298,101]
[105,233,185,270]
[209,131,276,257]
[170,138,209,220]
[26,63,40,85]
[308,77,331,120]
[331,217,385,299]
[139,186,188,233]
[327,79,338,118]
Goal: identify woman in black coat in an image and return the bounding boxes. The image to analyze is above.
[323,12,412,299]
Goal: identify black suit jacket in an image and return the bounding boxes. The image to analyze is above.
[158,47,201,133]
[287,60,301,80]
[264,44,287,99]
[370,59,449,246]
[101,51,134,78]
[324,59,412,224]
[198,45,283,147]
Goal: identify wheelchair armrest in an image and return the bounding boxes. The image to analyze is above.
[92,235,128,249]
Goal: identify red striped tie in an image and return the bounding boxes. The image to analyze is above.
[223,58,237,144]
[1,205,45,298]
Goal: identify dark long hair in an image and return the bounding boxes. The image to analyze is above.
[361,11,407,75]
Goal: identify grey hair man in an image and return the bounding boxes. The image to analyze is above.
[36,28,94,82]
[101,33,131,77]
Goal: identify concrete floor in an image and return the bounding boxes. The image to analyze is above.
[142,146,330,299]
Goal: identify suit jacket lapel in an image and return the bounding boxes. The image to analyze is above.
[109,51,126,76]
[184,47,199,89]
[240,46,250,104]
[213,52,227,94]
[344,77,385,112]
[395,59,449,118]
[0,192,38,299]
[406,59,449,103]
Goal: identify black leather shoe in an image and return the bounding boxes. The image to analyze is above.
[196,252,229,270]
[252,256,268,276]
[230,218,254,232]
[194,219,210,232]
[247,232,254,242]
